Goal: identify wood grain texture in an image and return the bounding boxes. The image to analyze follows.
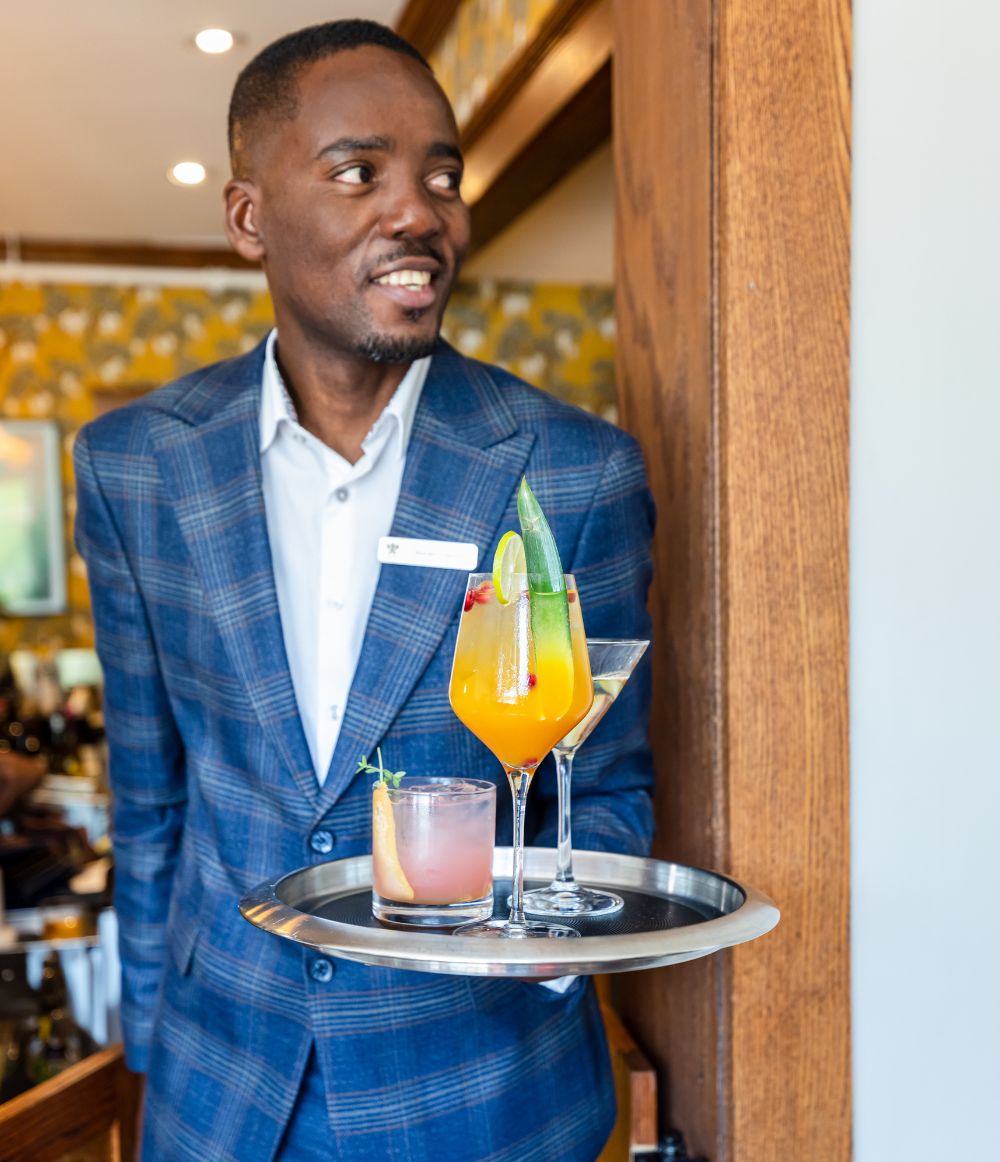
[613,1,851,1158]
[0,1045,142,1162]
[613,1,724,1154]
[597,1003,659,1161]
[720,0,852,1157]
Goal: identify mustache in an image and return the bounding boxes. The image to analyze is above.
[365,244,445,278]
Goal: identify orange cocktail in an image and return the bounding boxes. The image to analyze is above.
[449,569,592,939]
[450,578,592,770]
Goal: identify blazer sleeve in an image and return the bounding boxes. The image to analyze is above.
[74,425,186,1073]
[532,432,657,857]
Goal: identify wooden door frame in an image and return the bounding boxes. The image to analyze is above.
[613,2,852,1159]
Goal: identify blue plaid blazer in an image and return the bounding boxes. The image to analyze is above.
[74,338,655,1162]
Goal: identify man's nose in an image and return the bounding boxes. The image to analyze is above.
[378,179,444,240]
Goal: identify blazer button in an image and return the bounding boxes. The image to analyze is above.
[309,829,335,855]
[310,958,335,984]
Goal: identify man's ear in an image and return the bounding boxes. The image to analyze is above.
[223,180,265,263]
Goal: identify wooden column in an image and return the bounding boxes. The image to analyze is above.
[613,2,852,1159]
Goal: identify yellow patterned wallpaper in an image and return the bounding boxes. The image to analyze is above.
[0,277,614,653]
[431,0,559,126]
[441,280,615,416]
[0,282,275,653]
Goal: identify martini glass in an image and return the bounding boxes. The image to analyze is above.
[449,572,593,938]
[522,638,649,917]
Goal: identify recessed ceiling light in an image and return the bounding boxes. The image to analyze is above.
[169,161,207,186]
[195,28,234,54]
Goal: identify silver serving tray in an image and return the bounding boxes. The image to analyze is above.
[239,848,779,978]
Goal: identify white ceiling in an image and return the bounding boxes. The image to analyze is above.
[1,0,613,282]
[0,1,405,244]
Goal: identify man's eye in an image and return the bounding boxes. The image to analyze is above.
[428,170,462,193]
[335,164,373,185]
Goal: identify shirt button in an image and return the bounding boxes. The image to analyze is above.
[334,487,350,502]
[310,829,335,855]
[310,958,335,984]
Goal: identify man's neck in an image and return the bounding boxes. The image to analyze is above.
[273,334,411,464]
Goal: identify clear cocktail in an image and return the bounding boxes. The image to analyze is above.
[522,638,649,917]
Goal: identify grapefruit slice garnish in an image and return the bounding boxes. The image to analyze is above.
[372,782,414,901]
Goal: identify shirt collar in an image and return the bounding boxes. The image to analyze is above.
[259,328,430,459]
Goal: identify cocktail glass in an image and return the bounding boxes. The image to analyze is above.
[449,572,593,938]
[522,638,649,917]
[371,776,496,927]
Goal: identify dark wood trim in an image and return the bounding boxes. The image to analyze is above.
[0,238,257,270]
[612,1,724,1152]
[597,1003,658,1160]
[613,0,852,1159]
[461,0,603,149]
[469,60,611,253]
[394,0,463,59]
[461,0,612,249]
[0,1045,142,1162]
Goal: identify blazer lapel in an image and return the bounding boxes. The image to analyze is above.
[150,345,318,808]
[317,344,534,809]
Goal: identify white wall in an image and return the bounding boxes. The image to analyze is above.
[463,144,613,282]
[851,2,1000,1157]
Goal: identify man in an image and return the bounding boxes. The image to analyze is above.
[75,20,654,1162]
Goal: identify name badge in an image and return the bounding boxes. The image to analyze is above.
[377,536,480,571]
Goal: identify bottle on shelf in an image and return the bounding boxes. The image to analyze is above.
[23,951,98,1085]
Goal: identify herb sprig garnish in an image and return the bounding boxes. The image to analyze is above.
[356,747,406,788]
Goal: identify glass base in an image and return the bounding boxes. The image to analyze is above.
[372,894,493,928]
[521,882,625,917]
[455,917,580,939]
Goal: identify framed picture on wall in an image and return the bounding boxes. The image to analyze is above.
[0,420,67,616]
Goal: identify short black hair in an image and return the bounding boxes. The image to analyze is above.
[228,19,432,177]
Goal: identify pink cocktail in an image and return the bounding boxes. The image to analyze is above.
[371,777,496,927]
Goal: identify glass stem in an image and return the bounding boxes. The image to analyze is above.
[506,766,533,926]
[554,749,577,885]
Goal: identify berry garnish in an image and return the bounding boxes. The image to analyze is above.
[527,673,537,689]
[463,580,494,612]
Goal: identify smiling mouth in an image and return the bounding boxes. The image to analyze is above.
[372,269,434,290]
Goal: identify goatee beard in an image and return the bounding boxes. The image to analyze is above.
[356,326,439,365]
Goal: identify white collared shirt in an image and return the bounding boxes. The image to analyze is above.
[259,329,429,783]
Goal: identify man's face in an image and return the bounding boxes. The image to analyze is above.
[233,46,470,364]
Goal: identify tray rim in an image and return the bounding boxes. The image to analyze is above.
[239,848,780,977]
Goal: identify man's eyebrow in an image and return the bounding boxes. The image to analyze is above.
[314,137,463,165]
[429,142,463,165]
[316,136,393,159]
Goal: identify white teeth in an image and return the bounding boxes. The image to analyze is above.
[374,269,432,288]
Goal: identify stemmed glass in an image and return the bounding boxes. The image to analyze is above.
[449,572,593,938]
[522,638,649,917]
